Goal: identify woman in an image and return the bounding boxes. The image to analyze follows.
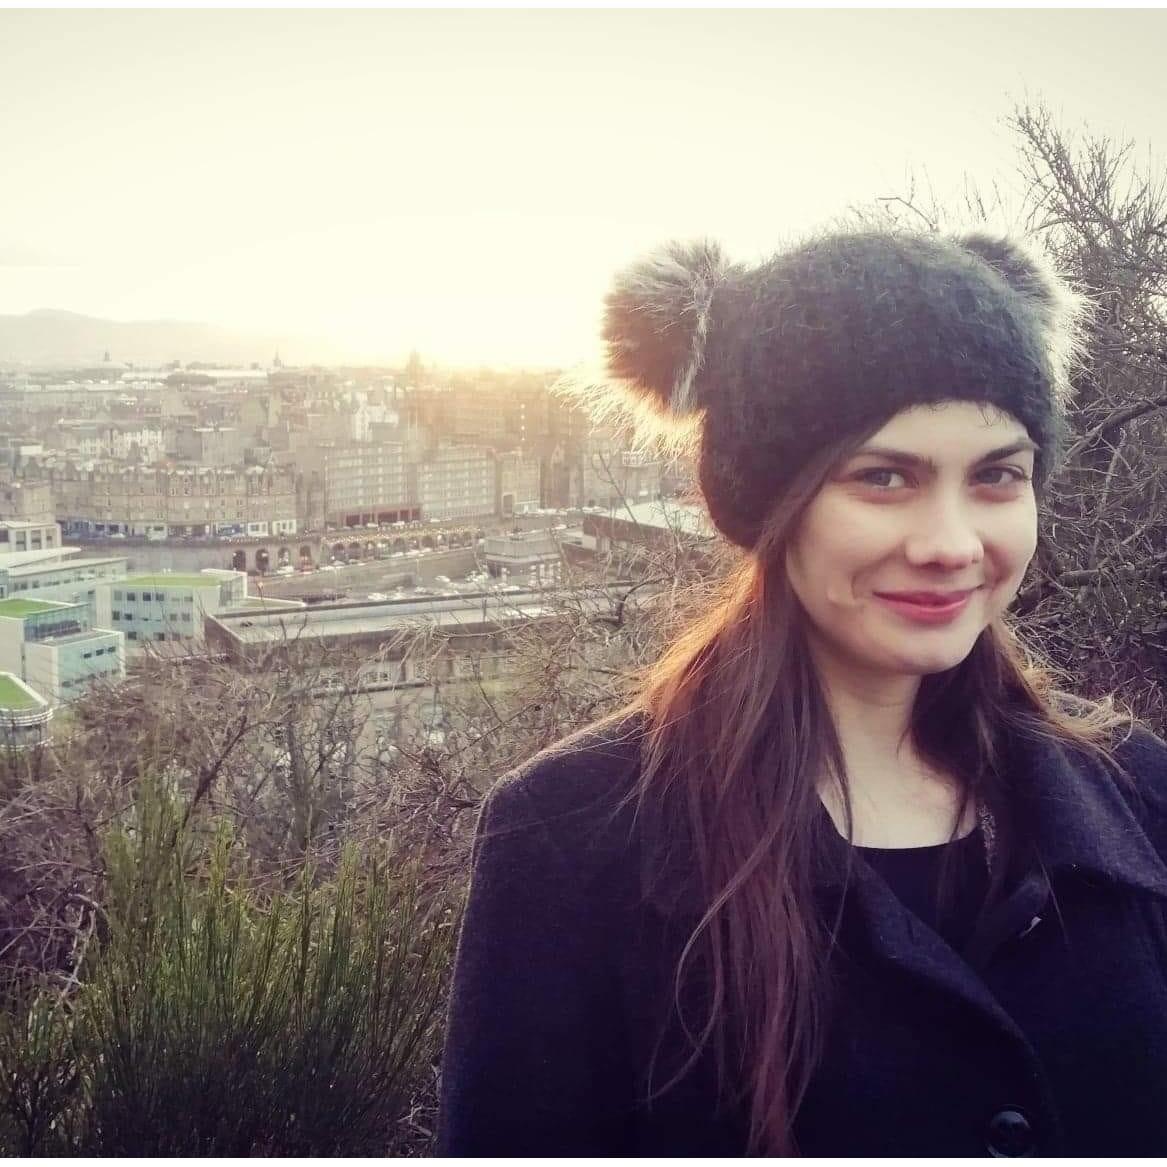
[436,231,1167,1156]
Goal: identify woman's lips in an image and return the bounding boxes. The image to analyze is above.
[875,588,977,604]
[874,590,975,624]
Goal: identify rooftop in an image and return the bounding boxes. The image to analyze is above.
[0,598,72,619]
[227,596,306,612]
[8,556,126,577]
[602,498,715,538]
[40,629,115,646]
[125,574,223,589]
[211,587,621,647]
[0,673,41,710]
[0,548,84,570]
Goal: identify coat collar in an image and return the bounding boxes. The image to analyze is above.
[795,722,1167,1064]
[809,721,1167,902]
[631,715,1167,1088]
[637,718,1167,918]
[991,721,1167,901]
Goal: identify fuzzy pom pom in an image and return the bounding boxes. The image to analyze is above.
[602,239,731,417]
[956,232,1089,403]
[957,232,1067,321]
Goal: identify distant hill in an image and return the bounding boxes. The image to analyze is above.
[0,309,343,368]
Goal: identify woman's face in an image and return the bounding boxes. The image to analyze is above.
[784,401,1039,687]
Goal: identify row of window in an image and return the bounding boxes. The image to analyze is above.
[59,668,118,690]
[112,591,196,604]
[26,620,83,642]
[81,645,118,659]
[111,611,193,624]
[14,578,102,593]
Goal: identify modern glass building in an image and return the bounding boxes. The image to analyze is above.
[0,597,124,704]
[0,549,128,627]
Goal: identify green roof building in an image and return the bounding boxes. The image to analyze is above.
[0,597,123,705]
[0,671,52,748]
[96,569,260,652]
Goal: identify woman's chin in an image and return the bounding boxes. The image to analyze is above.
[857,626,984,676]
[886,640,979,676]
[809,615,986,680]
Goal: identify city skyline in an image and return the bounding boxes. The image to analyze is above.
[3,8,1165,368]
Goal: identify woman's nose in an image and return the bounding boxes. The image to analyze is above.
[902,499,985,568]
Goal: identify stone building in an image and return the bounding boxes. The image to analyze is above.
[50,462,297,539]
[494,450,541,517]
[414,444,495,522]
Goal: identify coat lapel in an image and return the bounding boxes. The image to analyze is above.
[635,718,1167,1035]
[1008,723,1167,902]
[813,722,1167,1033]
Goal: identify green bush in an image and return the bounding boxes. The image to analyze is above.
[0,777,455,1155]
[0,985,83,1155]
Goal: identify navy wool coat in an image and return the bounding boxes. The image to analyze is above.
[436,711,1167,1157]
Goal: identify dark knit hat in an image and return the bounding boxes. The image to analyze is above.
[564,230,1085,550]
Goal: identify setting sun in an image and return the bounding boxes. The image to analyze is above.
[2,9,1165,367]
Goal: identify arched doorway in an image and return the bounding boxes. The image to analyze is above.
[255,547,271,574]
[299,544,314,568]
[347,541,362,561]
[231,549,246,572]
[276,546,291,567]
[331,542,346,563]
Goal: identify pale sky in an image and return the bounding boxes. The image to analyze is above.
[2,9,1165,368]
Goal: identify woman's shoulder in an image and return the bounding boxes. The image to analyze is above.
[1041,692,1167,808]
[1056,715,1167,860]
[489,706,647,807]
[1110,720,1167,810]
[476,707,650,872]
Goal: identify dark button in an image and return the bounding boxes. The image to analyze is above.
[986,1107,1035,1157]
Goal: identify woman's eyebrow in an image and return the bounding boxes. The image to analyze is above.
[848,438,1039,471]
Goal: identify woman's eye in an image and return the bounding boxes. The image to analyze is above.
[853,467,1031,490]
[978,466,1032,487]
[855,468,905,489]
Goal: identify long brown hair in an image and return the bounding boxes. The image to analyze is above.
[607,421,1135,1155]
